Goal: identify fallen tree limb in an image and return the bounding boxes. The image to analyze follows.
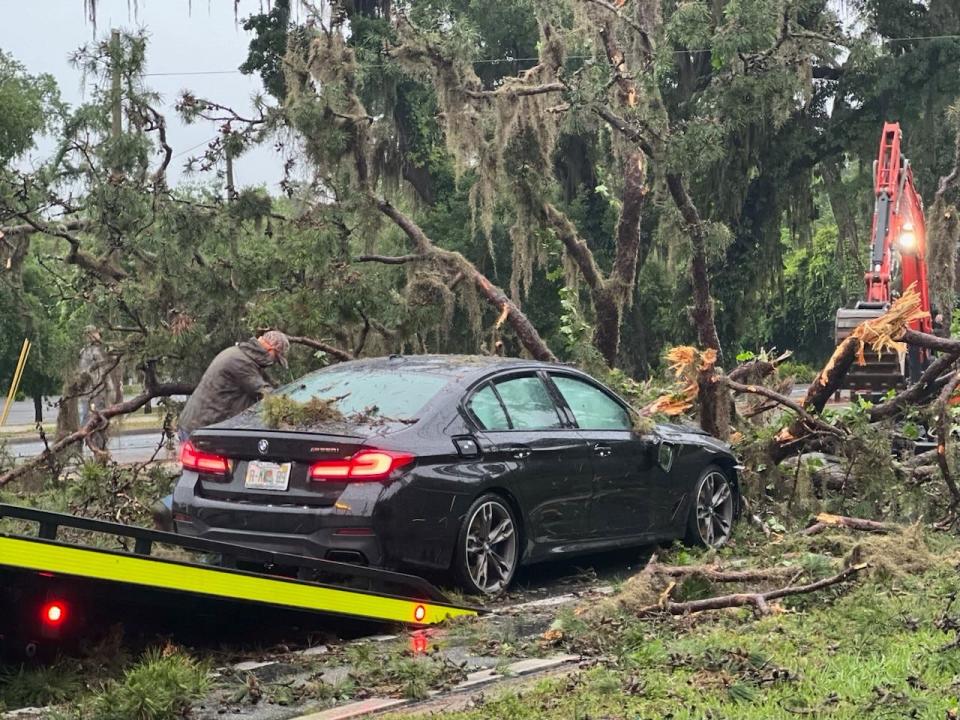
[0,381,194,487]
[723,376,844,438]
[287,335,354,362]
[801,513,898,536]
[727,351,790,384]
[633,563,869,617]
[375,198,557,362]
[869,353,960,421]
[648,564,794,583]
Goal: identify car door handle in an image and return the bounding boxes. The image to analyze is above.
[504,445,532,460]
[593,444,612,458]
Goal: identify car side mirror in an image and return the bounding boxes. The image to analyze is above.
[656,441,675,472]
[453,436,481,458]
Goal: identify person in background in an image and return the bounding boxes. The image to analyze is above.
[152,331,290,530]
[76,325,121,455]
[932,308,949,338]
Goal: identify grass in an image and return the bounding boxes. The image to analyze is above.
[389,528,960,720]
[0,663,84,710]
[72,648,209,720]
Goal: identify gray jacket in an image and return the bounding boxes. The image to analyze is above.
[178,338,276,435]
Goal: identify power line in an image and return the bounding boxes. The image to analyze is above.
[144,70,241,77]
[171,136,218,160]
[139,32,960,78]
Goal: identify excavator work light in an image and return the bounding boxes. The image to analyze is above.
[899,224,917,253]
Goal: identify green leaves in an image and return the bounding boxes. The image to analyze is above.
[0,50,61,162]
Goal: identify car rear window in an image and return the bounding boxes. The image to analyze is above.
[279,368,449,419]
[467,384,511,430]
[492,375,562,430]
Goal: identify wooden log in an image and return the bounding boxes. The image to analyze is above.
[801,513,898,536]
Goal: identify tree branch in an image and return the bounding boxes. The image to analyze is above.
[723,376,845,438]
[582,0,644,35]
[0,382,194,488]
[593,106,657,157]
[0,218,90,239]
[868,352,960,421]
[287,335,354,362]
[935,117,960,203]
[355,253,426,265]
[375,198,557,362]
[633,563,869,617]
[541,202,605,290]
[464,82,566,99]
[13,213,127,282]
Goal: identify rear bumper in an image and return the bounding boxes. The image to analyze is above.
[172,475,384,566]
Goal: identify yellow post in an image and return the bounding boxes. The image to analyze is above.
[1,339,31,428]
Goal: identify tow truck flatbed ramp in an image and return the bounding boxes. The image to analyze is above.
[0,504,478,648]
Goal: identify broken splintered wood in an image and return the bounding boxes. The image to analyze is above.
[801,513,898,536]
[633,563,869,617]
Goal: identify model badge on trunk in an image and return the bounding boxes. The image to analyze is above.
[258,439,269,455]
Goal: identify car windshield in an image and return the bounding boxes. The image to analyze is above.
[275,367,450,419]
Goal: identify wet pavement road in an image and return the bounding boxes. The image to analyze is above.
[6,430,176,464]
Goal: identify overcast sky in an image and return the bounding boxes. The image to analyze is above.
[3,0,287,190]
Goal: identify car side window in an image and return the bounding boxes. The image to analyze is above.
[467,384,511,430]
[493,375,563,430]
[550,375,631,430]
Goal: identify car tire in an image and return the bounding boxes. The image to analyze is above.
[453,493,520,596]
[685,465,736,548]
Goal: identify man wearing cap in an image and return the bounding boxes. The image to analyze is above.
[176,330,290,440]
[153,331,290,530]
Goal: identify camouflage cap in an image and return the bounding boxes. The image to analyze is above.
[259,330,290,368]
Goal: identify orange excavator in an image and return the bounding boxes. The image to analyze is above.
[834,122,933,397]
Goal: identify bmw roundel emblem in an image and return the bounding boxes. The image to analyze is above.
[258,439,269,455]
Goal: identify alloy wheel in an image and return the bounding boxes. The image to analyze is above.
[696,471,734,547]
[464,499,518,594]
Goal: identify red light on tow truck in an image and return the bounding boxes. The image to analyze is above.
[42,601,67,626]
[413,604,426,623]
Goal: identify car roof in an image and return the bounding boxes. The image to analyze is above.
[315,354,579,381]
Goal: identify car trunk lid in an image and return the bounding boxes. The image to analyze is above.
[190,428,365,507]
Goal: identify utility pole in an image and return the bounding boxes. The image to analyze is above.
[225,148,236,201]
[225,130,237,202]
[110,29,123,182]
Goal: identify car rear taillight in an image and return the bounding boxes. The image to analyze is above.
[179,440,229,476]
[309,449,415,482]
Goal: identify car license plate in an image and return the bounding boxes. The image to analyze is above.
[244,461,291,491]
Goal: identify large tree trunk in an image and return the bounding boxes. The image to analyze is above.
[665,173,722,358]
[55,377,82,441]
[593,287,621,367]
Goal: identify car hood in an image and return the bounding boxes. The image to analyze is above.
[654,422,735,457]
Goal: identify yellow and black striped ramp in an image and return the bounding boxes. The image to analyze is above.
[0,535,477,626]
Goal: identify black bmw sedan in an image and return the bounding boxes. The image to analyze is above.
[172,355,740,595]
